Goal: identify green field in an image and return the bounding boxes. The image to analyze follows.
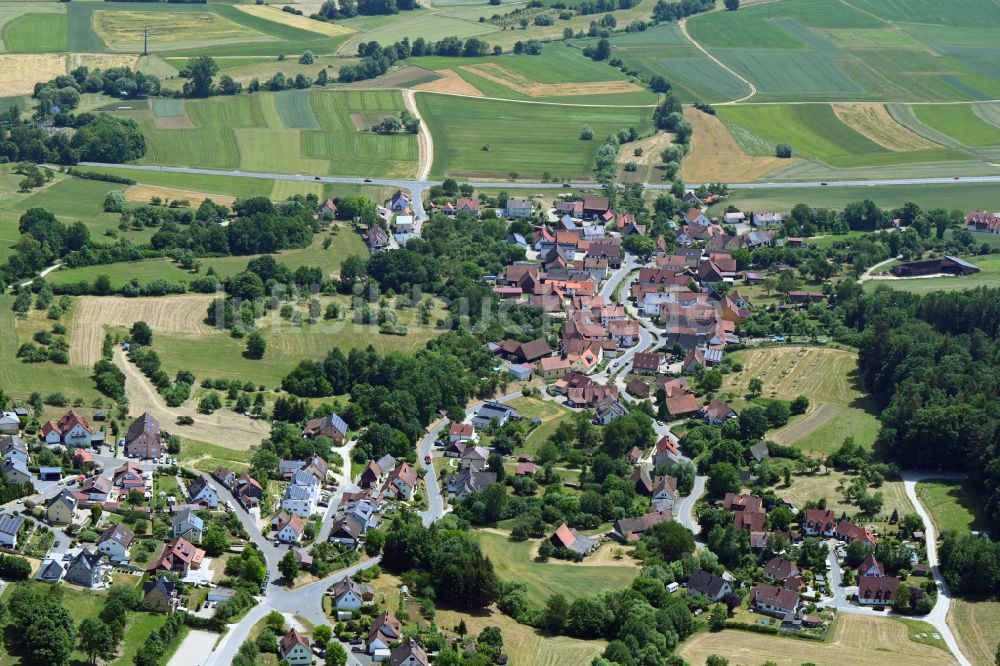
[914,104,1000,147]
[723,346,881,456]
[865,254,1000,293]
[504,396,576,457]
[136,90,417,178]
[3,12,67,53]
[915,479,987,533]
[475,529,638,608]
[418,92,652,179]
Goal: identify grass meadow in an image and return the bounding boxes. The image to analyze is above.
[3,12,67,53]
[504,396,576,457]
[914,479,987,533]
[475,529,638,608]
[680,613,955,666]
[914,104,1000,147]
[418,92,652,179]
[722,346,880,456]
[949,598,1000,666]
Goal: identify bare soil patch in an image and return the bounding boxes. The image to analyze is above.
[460,63,643,97]
[681,107,793,182]
[833,103,940,152]
[70,295,216,367]
[413,68,483,96]
[348,112,391,131]
[124,184,235,208]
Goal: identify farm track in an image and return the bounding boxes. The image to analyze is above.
[114,347,270,450]
[678,16,757,104]
[403,89,433,180]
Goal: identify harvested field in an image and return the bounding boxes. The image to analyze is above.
[93,10,271,51]
[115,348,271,451]
[69,295,216,367]
[413,68,482,96]
[232,4,353,37]
[67,53,138,71]
[460,62,643,97]
[679,613,956,666]
[833,103,940,152]
[0,54,70,95]
[949,598,1000,666]
[681,106,793,182]
[124,184,235,208]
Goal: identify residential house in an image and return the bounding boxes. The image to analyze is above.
[113,462,145,490]
[701,399,737,425]
[384,462,418,501]
[301,454,330,483]
[97,523,135,562]
[448,423,476,445]
[143,576,179,612]
[858,576,901,606]
[613,510,673,542]
[746,442,770,464]
[966,210,1000,234]
[65,549,104,588]
[331,576,373,611]
[583,196,611,220]
[187,475,219,509]
[626,378,650,398]
[857,554,885,578]
[763,556,800,586]
[505,197,533,219]
[41,411,95,447]
[279,628,314,666]
[802,509,837,537]
[836,519,878,547]
[750,583,799,617]
[125,412,162,460]
[359,461,383,489]
[276,514,306,543]
[631,352,661,375]
[279,460,305,480]
[368,612,403,659]
[314,198,338,220]
[0,436,28,466]
[549,523,597,557]
[0,512,24,548]
[724,493,767,531]
[1,459,31,485]
[471,402,517,429]
[281,475,320,518]
[390,638,429,666]
[686,569,733,602]
[445,469,497,500]
[329,515,365,548]
[302,413,348,444]
[631,466,654,496]
[171,508,205,543]
[594,400,628,425]
[367,225,389,251]
[389,190,410,212]
[74,448,95,469]
[460,446,490,472]
[454,198,480,216]
[752,212,784,227]
[498,338,553,364]
[652,436,680,468]
[684,208,710,228]
[37,558,65,583]
[233,475,264,508]
[651,476,678,511]
[47,489,77,524]
[665,394,700,419]
[147,538,205,576]
[0,413,19,436]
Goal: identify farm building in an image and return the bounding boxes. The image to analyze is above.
[891,256,980,277]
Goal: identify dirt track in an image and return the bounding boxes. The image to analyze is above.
[115,348,270,450]
[70,295,217,368]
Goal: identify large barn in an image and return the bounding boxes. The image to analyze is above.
[891,256,980,278]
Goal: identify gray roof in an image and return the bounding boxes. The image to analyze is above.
[945,255,979,270]
[0,512,23,537]
[2,458,29,477]
[38,559,64,581]
[0,436,28,456]
[172,508,204,530]
[687,569,730,598]
[291,469,319,487]
[284,484,314,501]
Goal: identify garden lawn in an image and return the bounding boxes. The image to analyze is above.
[505,396,576,458]
[915,479,986,533]
[475,529,638,608]
[418,92,652,179]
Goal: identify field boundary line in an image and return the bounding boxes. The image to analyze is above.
[404,89,433,180]
[678,16,756,104]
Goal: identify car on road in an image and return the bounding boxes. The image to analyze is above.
[563,183,572,188]
[16,499,23,505]
[314,176,321,180]
[424,454,431,464]
[363,179,372,183]
[820,182,828,186]
[54,541,61,548]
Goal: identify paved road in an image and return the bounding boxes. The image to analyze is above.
[79,162,1000,194]
[675,475,706,538]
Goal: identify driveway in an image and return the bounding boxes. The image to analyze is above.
[167,630,219,666]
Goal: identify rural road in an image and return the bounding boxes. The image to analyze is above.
[403,89,433,182]
[858,255,900,282]
[79,162,1000,193]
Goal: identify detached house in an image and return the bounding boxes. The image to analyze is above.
[233,474,264,508]
[303,413,348,444]
[750,582,799,618]
[171,508,204,543]
[276,514,306,544]
[187,475,219,509]
[113,462,145,490]
[98,523,135,562]
[368,611,403,658]
[41,411,94,447]
[147,537,205,577]
[47,489,77,524]
[2,459,31,485]
[505,197,533,219]
[802,508,836,537]
[0,436,28,466]
[331,576,374,611]
[279,628,314,666]
[391,638,429,666]
[686,569,733,602]
[858,576,900,606]
[763,556,800,585]
[126,412,162,460]
[384,462,418,501]
[65,549,105,588]
[448,423,476,445]
[143,576,179,613]
[0,512,24,548]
